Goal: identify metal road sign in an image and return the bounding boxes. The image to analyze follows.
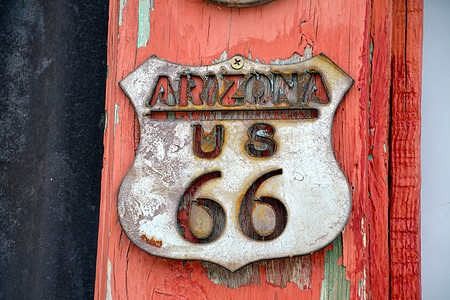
[118,54,353,271]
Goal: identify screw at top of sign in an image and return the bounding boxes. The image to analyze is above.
[231,56,244,70]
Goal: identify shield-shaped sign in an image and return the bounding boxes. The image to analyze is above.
[118,54,353,271]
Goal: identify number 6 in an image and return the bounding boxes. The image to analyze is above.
[239,169,287,241]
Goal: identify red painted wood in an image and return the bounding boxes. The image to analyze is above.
[95,0,423,298]
[390,0,423,299]
[366,1,392,298]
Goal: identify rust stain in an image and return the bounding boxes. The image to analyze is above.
[141,234,162,248]
[135,55,338,112]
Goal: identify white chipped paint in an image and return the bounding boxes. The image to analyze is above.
[270,52,302,64]
[114,103,119,134]
[106,258,112,300]
[212,50,228,64]
[117,54,353,271]
[359,217,368,299]
[361,217,367,247]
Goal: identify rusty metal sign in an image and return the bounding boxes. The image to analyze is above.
[118,54,354,271]
[206,0,274,7]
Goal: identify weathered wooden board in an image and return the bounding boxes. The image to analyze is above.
[95,0,422,298]
[390,1,423,298]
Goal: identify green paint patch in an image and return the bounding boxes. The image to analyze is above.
[383,143,387,153]
[368,155,373,161]
[119,0,128,26]
[369,44,374,62]
[358,274,368,299]
[320,235,350,300]
[137,0,154,48]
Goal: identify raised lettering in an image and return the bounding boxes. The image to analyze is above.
[245,123,277,158]
[147,75,178,107]
[193,124,224,159]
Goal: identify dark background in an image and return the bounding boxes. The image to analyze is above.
[0,0,108,298]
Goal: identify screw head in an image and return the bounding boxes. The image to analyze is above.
[231,56,244,70]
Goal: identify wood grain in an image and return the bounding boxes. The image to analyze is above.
[366,0,392,298]
[390,0,423,298]
[95,0,423,298]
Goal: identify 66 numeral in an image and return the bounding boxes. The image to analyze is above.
[239,169,287,241]
[176,169,286,244]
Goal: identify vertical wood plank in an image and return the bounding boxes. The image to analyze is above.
[390,0,423,298]
[335,1,371,298]
[367,0,392,298]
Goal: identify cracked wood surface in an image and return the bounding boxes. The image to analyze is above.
[390,0,423,298]
[95,0,422,299]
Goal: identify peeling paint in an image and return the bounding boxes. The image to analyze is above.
[369,44,374,62]
[114,103,120,134]
[303,45,313,59]
[361,217,367,248]
[119,0,128,26]
[358,269,368,300]
[201,261,262,288]
[104,110,108,133]
[319,235,350,300]
[106,258,112,300]
[94,0,423,297]
[264,256,312,289]
[137,0,154,48]
[368,154,373,161]
[202,256,312,290]
[270,52,302,64]
[212,50,228,64]
[358,219,368,298]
